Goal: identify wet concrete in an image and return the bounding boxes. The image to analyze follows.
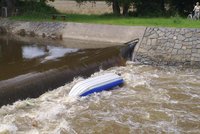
[0,35,137,106]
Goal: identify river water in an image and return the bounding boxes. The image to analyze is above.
[0,35,125,106]
[0,36,200,133]
[0,62,199,133]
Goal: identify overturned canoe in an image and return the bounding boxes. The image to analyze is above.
[68,73,124,97]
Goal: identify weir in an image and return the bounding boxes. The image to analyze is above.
[0,36,138,106]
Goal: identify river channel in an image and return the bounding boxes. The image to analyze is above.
[0,36,200,133]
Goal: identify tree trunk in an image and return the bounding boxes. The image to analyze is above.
[122,3,129,16]
[112,0,120,15]
[160,0,165,14]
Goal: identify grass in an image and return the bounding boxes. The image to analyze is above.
[10,12,200,28]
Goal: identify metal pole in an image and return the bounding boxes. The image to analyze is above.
[2,7,7,17]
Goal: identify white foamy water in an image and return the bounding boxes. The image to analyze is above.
[0,62,200,133]
[22,45,79,61]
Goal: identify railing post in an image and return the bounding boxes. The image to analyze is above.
[1,7,8,17]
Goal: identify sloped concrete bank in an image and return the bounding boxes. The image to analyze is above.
[134,27,200,67]
[0,19,146,43]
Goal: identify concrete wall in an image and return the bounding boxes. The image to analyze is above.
[62,22,145,43]
[0,19,146,44]
[134,27,200,67]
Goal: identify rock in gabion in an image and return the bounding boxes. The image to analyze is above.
[135,27,200,68]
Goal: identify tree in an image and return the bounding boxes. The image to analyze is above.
[168,0,196,16]
[160,0,165,13]
[134,0,168,17]
[0,0,55,17]
[112,0,120,15]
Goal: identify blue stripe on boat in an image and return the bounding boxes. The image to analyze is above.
[80,79,124,97]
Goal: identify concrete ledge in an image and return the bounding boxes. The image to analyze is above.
[0,19,146,43]
[62,22,146,43]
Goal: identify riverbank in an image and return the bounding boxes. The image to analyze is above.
[1,19,200,67]
[0,19,145,43]
[10,13,200,28]
[134,27,200,68]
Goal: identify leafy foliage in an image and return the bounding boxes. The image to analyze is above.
[75,0,198,17]
[17,1,57,14]
[1,0,57,16]
[169,0,196,16]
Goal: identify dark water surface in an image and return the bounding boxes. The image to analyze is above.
[0,37,79,81]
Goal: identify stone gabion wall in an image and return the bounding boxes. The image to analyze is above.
[0,19,66,39]
[134,27,200,67]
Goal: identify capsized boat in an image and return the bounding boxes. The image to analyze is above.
[68,73,124,97]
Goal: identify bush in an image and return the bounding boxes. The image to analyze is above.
[171,13,182,24]
[135,0,164,17]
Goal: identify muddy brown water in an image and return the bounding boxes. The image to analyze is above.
[0,35,129,106]
[0,36,200,133]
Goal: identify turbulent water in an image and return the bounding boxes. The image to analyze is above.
[0,61,199,133]
[0,35,127,106]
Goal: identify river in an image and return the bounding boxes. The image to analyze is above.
[0,36,200,133]
[0,62,199,133]
[0,35,125,106]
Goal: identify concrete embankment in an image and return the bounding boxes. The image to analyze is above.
[134,27,200,67]
[0,19,145,43]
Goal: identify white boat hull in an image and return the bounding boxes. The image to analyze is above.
[68,73,123,97]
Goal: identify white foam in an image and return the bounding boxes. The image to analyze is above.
[44,46,78,60]
[0,124,18,134]
[52,119,77,134]
[36,103,66,121]
[23,46,45,59]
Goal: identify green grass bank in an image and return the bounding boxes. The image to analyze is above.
[10,13,200,28]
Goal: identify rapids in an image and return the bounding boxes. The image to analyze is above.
[0,61,199,133]
[0,35,134,106]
